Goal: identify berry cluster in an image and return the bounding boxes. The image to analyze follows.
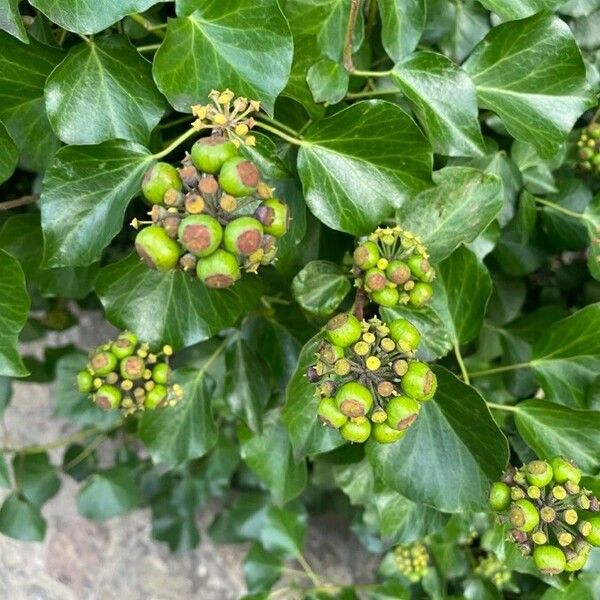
[576,122,600,175]
[488,457,600,575]
[308,313,437,444]
[393,542,429,583]
[474,554,511,589]
[76,331,182,415]
[352,226,434,309]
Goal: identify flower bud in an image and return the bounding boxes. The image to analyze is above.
[488,481,511,511]
[340,416,371,443]
[144,383,168,409]
[549,456,581,484]
[400,361,437,401]
[76,370,93,393]
[408,254,434,282]
[532,545,566,575]
[152,363,170,385]
[219,157,260,197]
[94,384,122,410]
[388,318,421,352]
[318,380,337,397]
[196,249,241,288]
[179,252,197,272]
[371,286,400,307]
[408,282,433,307]
[325,313,362,348]
[89,351,118,376]
[386,259,411,285]
[353,241,380,270]
[142,162,182,206]
[135,225,181,271]
[191,136,238,174]
[120,355,145,381]
[178,215,223,257]
[386,395,421,430]
[224,216,264,256]
[525,460,553,488]
[335,382,373,418]
[364,268,387,292]
[509,499,539,532]
[254,199,290,238]
[317,397,348,429]
[372,422,406,444]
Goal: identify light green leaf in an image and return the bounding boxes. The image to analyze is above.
[0,493,46,541]
[0,120,17,184]
[244,543,282,594]
[297,101,432,235]
[392,51,485,157]
[154,0,292,114]
[306,59,349,104]
[41,141,153,267]
[45,36,166,145]
[260,505,306,558]
[478,0,569,20]
[0,0,27,42]
[511,140,565,195]
[396,166,503,262]
[464,14,595,158]
[377,0,424,60]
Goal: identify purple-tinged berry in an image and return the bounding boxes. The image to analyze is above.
[254,199,290,238]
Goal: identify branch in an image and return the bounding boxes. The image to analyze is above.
[343,0,362,72]
[352,286,367,321]
[0,194,38,212]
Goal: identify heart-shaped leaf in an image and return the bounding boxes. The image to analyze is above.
[77,467,140,519]
[306,59,349,104]
[0,493,46,541]
[13,453,60,508]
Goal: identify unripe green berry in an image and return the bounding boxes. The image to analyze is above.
[386,395,421,430]
[564,545,591,572]
[579,147,594,161]
[120,355,145,381]
[353,241,380,270]
[89,351,118,376]
[196,249,241,288]
[76,370,93,393]
[142,162,182,206]
[386,259,411,285]
[488,481,511,511]
[587,514,600,546]
[145,383,168,409]
[371,286,400,307]
[219,157,260,197]
[191,136,238,174]
[254,199,289,238]
[533,545,566,576]
[509,499,539,532]
[317,341,344,365]
[135,225,181,271]
[340,416,371,443]
[178,215,223,257]
[335,382,373,418]
[588,123,600,139]
[152,363,170,385]
[388,318,421,352]
[525,460,554,488]
[372,422,406,444]
[94,384,122,410]
[401,361,437,401]
[111,333,137,360]
[408,282,433,307]
[317,397,348,429]
[549,456,581,484]
[224,216,264,256]
[408,254,434,282]
[325,313,362,348]
[364,268,387,292]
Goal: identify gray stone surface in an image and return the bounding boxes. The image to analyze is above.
[0,311,378,599]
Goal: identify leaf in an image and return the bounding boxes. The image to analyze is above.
[0,493,46,541]
[464,14,595,158]
[514,400,600,475]
[151,504,200,553]
[77,467,140,520]
[478,0,569,19]
[0,249,29,377]
[96,254,262,349]
[511,140,564,195]
[391,51,484,157]
[306,59,349,105]
[531,303,600,408]
[41,141,153,267]
[377,0,425,60]
[297,101,432,235]
[154,0,292,114]
[29,0,162,34]
[0,0,27,42]
[282,335,345,461]
[244,543,282,593]
[366,367,509,513]
[45,35,166,145]
[0,32,63,171]
[396,166,503,262]
[0,120,17,184]
[139,367,218,467]
[584,194,600,281]
[0,453,9,487]
[209,492,271,544]
[13,453,60,508]
[291,260,351,317]
[260,504,306,558]
[239,419,307,505]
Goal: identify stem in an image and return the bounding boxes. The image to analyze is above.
[57,29,68,46]
[534,197,585,222]
[137,44,160,53]
[296,553,321,587]
[158,115,196,130]
[255,114,299,137]
[343,0,362,72]
[153,126,203,160]
[364,0,378,39]
[0,194,38,212]
[63,433,107,471]
[352,287,367,321]
[454,344,470,385]
[352,69,393,78]
[77,33,91,43]
[129,14,166,39]
[486,402,518,413]
[469,362,531,378]
[253,121,304,146]
[346,88,399,100]
[591,106,600,124]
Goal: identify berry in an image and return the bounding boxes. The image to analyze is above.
[178,215,223,257]
[509,499,539,532]
[325,313,362,347]
[371,286,400,307]
[401,361,437,401]
[89,351,117,376]
[587,515,600,546]
[223,216,264,256]
[317,341,344,365]
[94,384,122,410]
[386,395,421,430]
[120,355,145,381]
[408,282,433,307]
[386,259,411,285]
[152,363,170,385]
[190,136,238,174]
[254,199,290,237]
[340,416,371,443]
[259,234,278,265]
[111,332,137,359]
[76,370,93,393]
[532,545,566,575]
[142,162,182,206]
[317,397,348,428]
[549,456,581,484]
[525,460,554,488]
[135,225,181,271]
[196,249,241,288]
[488,482,511,511]
[353,241,380,270]
[335,382,373,418]
[408,254,434,282]
[565,545,591,572]
[388,318,421,352]
[372,422,406,444]
[219,157,260,196]
[144,384,168,409]
[364,268,387,292]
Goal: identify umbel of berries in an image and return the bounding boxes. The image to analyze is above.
[394,542,429,583]
[133,90,290,289]
[76,331,183,415]
[353,226,435,308]
[576,121,600,174]
[308,312,437,444]
[488,457,600,576]
[474,554,511,590]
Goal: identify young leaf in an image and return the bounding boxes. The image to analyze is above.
[0,121,17,184]
[306,59,349,104]
[0,493,46,541]
[260,504,306,558]
[377,0,425,61]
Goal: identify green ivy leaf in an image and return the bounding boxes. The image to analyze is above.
[511,141,564,195]
[291,260,351,317]
[392,51,485,157]
[0,120,17,184]
[0,32,63,170]
[297,101,432,235]
[41,141,153,267]
[366,367,509,513]
[0,453,9,487]
[514,400,600,475]
[0,493,46,541]
[151,504,200,553]
[154,0,292,114]
[396,167,503,262]
[478,0,568,20]
[45,36,166,145]
[377,0,425,60]
[29,0,162,34]
[77,466,140,520]
[96,254,262,349]
[0,0,27,42]
[239,418,307,506]
[244,543,282,593]
[13,453,60,508]
[0,249,29,377]
[209,491,271,544]
[464,14,595,158]
[260,504,306,558]
[584,194,600,281]
[306,59,349,104]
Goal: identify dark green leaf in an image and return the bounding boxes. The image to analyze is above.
[297,101,432,235]
[377,0,424,60]
[45,36,166,145]
[0,453,9,487]
[511,141,564,195]
[151,505,200,553]
[0,493,46,541]
[0,0,27,42]
[13,452,60,508]
[367,581,410,600]
[209,492,270,544]
[0,120,17,184]
[464,14,595,158]
[260,504,306,558]
[584,194,600,281]
[479,0,569,19]
[306,59,349,104]
[62,443,98,482]
[244,542,282,593]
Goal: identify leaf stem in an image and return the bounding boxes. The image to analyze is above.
[129,14,166,39]
[486,402,518,413]
[534,197,585,221]
[0,194,39,212]
[590,106,600,124]
[454,344,470,385]
[469,362,531,378]
[346,88,399,100]
[255,114,300,137]
[137,44,161,53]
[352,69,393,78]
[153,126,204,159]
[296,552,321,587]
[343,0,362,72]
[157,115,192,130]
[77,33,91,43]
[253,121,305,146]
